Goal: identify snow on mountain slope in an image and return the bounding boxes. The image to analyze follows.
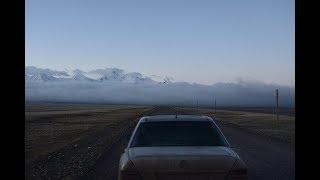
[25,73,58,81]
[26,66,68,77]
[25,66,162,83]
[88,68,125,81]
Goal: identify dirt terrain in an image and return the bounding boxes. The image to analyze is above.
[176,107,295,143]
[213,107,295,117]
[25,103,155,180]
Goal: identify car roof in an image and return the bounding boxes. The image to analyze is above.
[139,115,214,122]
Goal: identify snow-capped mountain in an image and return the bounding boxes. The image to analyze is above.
[25,66,168,84]
[25,73,58,81]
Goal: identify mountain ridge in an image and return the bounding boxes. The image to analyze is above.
[25,66,172,84]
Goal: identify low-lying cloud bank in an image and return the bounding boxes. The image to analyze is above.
[26,80,295,107]
[25,66,295,107]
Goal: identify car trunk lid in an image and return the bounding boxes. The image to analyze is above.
[128,146,237,180]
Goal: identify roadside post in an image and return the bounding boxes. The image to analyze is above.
[215,99,216,114]
[276,89,279,121]
[197,99,199,113]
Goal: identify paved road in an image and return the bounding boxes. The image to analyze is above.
[81,107,295,180]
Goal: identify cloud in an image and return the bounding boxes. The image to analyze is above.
[26,80,295,107]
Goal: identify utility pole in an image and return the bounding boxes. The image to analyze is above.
[212,97,214,111]
[214,99,217,114]
[276,89,279,121]
[197,99,199,112]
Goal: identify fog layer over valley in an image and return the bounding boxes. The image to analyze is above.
[25,66,295,107]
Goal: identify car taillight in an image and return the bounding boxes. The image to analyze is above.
[119,159,142,180]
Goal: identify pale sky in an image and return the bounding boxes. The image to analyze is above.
[26,0,294,86]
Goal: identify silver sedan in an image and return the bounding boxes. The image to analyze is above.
[118,115,247,180]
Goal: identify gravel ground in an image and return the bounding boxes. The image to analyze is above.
[25,104,155,180]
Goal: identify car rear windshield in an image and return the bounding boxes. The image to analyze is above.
[130,121,228,147]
